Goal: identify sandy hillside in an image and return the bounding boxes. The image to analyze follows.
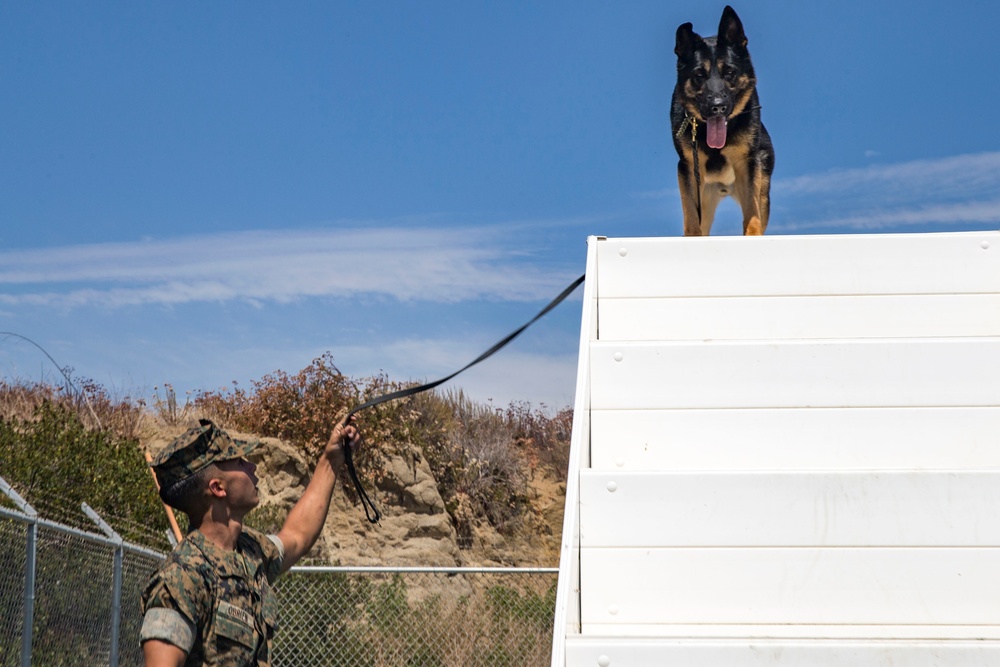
[144,422,566,567]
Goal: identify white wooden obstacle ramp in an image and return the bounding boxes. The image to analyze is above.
[551,231,1000,666]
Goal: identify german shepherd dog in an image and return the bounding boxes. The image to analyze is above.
[672,6,774,236]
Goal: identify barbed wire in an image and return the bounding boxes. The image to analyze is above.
[0,331,102,429]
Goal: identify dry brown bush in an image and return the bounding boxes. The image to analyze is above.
[410,390,571,544]
[505,402,573,482]
[191,352,427,499]
[0,378,147,442]
[0,380,57,422]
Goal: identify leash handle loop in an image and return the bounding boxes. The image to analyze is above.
[343,444,381,524]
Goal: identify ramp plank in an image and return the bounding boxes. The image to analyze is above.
[596,232,1000,298]
[580,547,1000,625]
[578,624,1000,640]
[589,407,1000,470]
[598,294,1000,341]
[589,339,1000,410]
[567,637,1000,666]
[580,471,1000,547]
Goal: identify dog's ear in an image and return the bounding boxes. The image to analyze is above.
[718,6,748,50]
[674,22,701,60]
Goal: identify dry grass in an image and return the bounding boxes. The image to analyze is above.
[0,378,147,441]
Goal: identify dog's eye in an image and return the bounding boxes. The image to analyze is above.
[720,66,737,82]
[692,69,707,82]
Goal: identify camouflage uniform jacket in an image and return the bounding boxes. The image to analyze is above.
[141,527,283,666]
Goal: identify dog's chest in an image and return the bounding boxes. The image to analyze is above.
[703,157,736,188]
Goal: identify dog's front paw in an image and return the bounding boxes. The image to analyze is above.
[744,216,764,236]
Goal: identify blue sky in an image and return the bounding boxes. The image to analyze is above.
[2,1,999,410]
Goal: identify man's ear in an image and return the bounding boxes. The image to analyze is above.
[207,476,227,498]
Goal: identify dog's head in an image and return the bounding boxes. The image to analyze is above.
[674,6,757,149]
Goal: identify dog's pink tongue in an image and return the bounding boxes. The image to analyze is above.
[707,115,727,149]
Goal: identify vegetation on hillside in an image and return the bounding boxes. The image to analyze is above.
[0,353,571,550]
[0,379,162,544]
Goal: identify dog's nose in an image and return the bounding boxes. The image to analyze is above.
[710,98,728,116]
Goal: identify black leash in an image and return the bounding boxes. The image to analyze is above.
[677,115,702,230]
[340,272,586,524]
[691,120,702,226]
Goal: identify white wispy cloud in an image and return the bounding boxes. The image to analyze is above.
[635,151,1000,233]
[773,151,1000,232]
[777,200,1000,232]
[776,152,1000,197]
[0,224,579,308]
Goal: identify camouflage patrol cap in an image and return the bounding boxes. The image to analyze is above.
[150,419,260,490]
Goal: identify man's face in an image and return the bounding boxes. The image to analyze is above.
[214,457,260,512]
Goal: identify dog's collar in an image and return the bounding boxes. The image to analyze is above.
[676,114,698,142]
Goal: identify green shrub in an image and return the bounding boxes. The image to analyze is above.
[0,399,166,545]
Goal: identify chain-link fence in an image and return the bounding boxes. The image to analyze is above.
[0,498,164,666]
[273,567,558,667]
[1,478,559,666]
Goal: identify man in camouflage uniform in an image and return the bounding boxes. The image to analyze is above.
[141,417,359,666]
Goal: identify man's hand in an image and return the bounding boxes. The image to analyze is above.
[324,416,360,470]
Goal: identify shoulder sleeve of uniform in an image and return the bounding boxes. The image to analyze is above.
[140,607,196,652]
[142,555,210,628]
[265,533,286,583]
[242,526,285,583]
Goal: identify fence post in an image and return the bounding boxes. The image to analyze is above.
[0,475,37,667]
[83,502,124,667]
